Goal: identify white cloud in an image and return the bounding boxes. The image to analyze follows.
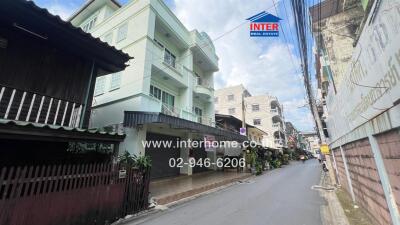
[47,4,74,20]
[172,0,314,131]
[33,0,77,20]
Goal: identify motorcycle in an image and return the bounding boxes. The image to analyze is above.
[300,155,305,163]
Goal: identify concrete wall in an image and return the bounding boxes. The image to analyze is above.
[332,129,400,225]
[376,130,400,212]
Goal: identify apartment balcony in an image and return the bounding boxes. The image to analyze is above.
[272,122,284,132]
[0,85,83,128]
[151,42,187,87]
[190,30,218,72]
[148,95,215,127]
[193,77,213,101]
[270,108,282,117]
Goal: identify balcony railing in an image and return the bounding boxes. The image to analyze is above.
[148,95,215,127]
[194,77,213,89]
[270,108,278,113]
[153,42,184,77]
[272,123,280,128]
[0,85,82,128]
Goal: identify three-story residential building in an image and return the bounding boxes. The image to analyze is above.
[215,85,287,150]
[70,0,245,179]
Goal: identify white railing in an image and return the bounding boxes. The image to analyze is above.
[161,102,214,126]
[196,115,214,126]
[158,47,184,76]
[0,85,83,128]
[194,77,213,89]
[161,103,180,118]
[190,30,219,65]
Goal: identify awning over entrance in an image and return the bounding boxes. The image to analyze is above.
[123,111,247,142]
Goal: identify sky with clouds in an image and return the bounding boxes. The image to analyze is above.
[32,0,317,132]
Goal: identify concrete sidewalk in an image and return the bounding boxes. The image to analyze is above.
[318,171,351,225]
[150,171,252,205]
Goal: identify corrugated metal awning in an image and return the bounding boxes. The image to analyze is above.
[124,111,247,142]
[0,119,125,143]
[0,0,131,74]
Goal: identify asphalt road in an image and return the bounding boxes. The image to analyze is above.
[130,160,325,225]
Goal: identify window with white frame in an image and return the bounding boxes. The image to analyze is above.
[116,23,128,42]
[252,104,259,112]
[150,85,175,108]
[253,118,261,125]
[193,107,203,123]
[150,85,162,100]
[82,17,97,32]
[214,97,218,103]
[94,76,106,96]
[164,48,176,68]
[109,72,121,90]
[228,94,234,101]
[162,91,175,107]
[228,108,235,114]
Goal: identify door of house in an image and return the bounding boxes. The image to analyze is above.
[145,132,180,179]
[191,140,208,173]
[193,107,203,124]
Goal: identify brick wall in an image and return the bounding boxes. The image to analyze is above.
[333,148,350,194]
[376,129,400,213]
[333,138,392,225]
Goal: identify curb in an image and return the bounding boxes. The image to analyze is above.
[318,172,350,225]
[113,174,254,225]
[155,173,252,205]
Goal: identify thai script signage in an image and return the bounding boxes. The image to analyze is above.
[326,0,400,141]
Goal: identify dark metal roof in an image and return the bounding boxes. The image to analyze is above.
[215,114,267,135]
[0,119,125,143]
[0,0,131,74]
[124,111,247,142]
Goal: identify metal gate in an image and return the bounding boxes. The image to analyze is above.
[145,132,180,179]
[0,163,150,225]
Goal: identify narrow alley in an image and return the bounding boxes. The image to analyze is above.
[130,161,325,225]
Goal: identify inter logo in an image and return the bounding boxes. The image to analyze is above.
[246,11,282,37]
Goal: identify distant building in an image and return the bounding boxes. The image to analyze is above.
[215,113,268,148]
[285,122,301,150]
[215,84,287,149]
[300,132,320,156]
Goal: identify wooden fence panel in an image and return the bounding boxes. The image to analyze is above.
[0,163,150,225]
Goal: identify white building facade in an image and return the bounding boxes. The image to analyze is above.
[214,85,287,149]
[69,0,244,179]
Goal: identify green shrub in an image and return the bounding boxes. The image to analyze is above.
[118,151,152,170]
[255,161,263,175]
[269,159,282,169]
[282,154,290,165]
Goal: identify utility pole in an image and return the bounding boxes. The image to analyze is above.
[241,91,246,135]
[309,91,326,143]
[241,91,248,171]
